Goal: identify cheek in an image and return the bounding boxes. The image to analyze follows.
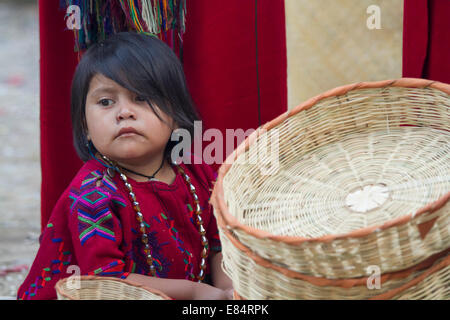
[146,111,174,135]
[154,117,175,142]
[85,109,111,144]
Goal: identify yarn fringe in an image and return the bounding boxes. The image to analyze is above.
[60,0,186,57]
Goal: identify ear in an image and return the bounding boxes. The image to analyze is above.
[83,121,91,141]
[165,115,178,131]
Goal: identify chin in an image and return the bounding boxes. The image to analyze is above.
[111,144,146,158]
[114,153,146,162]
[114,150,159,164]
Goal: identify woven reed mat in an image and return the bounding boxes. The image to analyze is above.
[285,0,403,109]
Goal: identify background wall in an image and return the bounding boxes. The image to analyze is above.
[285,0,404,109]
[0,1,40,299]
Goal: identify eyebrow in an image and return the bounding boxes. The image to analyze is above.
[89,86,118,97]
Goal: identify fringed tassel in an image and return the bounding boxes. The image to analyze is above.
[141,0,159,35]
[60,0,187,57]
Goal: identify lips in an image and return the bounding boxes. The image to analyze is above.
[116,127,140,138]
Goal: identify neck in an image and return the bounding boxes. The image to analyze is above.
[96,153,174,183]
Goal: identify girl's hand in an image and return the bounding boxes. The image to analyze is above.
[224,288,234,300]
[126,273,233,300]
[192,282,234,300]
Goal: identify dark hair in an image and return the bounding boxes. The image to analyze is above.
[71,32,199,162]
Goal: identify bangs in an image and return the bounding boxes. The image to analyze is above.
[71,32,199,162]
[85,41,167,118]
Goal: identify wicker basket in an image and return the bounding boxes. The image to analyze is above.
[232,258,450,300]
[221,225,449,300]
[370,253,450,300]
[211,78,450,279]
[55,276,171,300]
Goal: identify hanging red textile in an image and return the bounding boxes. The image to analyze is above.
[183,0,287,141]
[39,4,82,232]
[38,1,287,231]
[403,0,450,83]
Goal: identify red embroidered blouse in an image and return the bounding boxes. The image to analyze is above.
[17,158,222,300]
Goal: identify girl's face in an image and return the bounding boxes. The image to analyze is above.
[85,74,175,165]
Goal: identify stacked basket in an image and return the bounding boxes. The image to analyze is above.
[211,78,450,300]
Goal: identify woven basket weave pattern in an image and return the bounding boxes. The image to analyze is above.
[217,83,450,279]
[55,276,170,300]
[392,265,450,300]
[225,88,449,235]
[211,79,450,299]
[227,200,449,278]
[220,226,449,300]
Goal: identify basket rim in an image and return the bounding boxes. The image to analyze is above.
[220,224,450,288]
[54,275,172,300]
[211,77,450,245]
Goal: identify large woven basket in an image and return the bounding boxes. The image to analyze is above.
[232,259,450,300]
[370,253,450,300]
[55,276,171,300]
[211,78,450,280]
[221,223,449,300]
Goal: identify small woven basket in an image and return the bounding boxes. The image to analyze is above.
[55,276,171,300]
[211,78,450,280]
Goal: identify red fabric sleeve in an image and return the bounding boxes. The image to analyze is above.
[68,181,128,279]
[17,192,76,300]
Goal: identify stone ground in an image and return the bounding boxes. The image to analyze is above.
[0,1,41,299]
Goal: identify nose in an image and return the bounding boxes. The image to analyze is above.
[116,103,136,122]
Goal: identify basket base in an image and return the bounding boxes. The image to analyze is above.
[345,183,390,213]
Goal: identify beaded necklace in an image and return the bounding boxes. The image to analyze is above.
[100,155,209,282]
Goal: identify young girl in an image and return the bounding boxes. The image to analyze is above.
[18,32,233,300]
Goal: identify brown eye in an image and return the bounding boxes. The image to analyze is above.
[135,96,146,102]
[99,98,113,107]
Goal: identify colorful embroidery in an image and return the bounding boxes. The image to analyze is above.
[129,226,170,278]
[70,187,126,214]
[88,259,128,278]
[69,170,127,246]
[186,202,209,224]
[81,170,102,188]
[81,169,119,194]
[210,231,222,252]
[82,189,108,205]
[102,174,118,192]
[158,212,195,280]
[112,199,127,208]
[78,207,116,245]
[20,238,72,300]
[70,170,125,213]
[186,203,195,224]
